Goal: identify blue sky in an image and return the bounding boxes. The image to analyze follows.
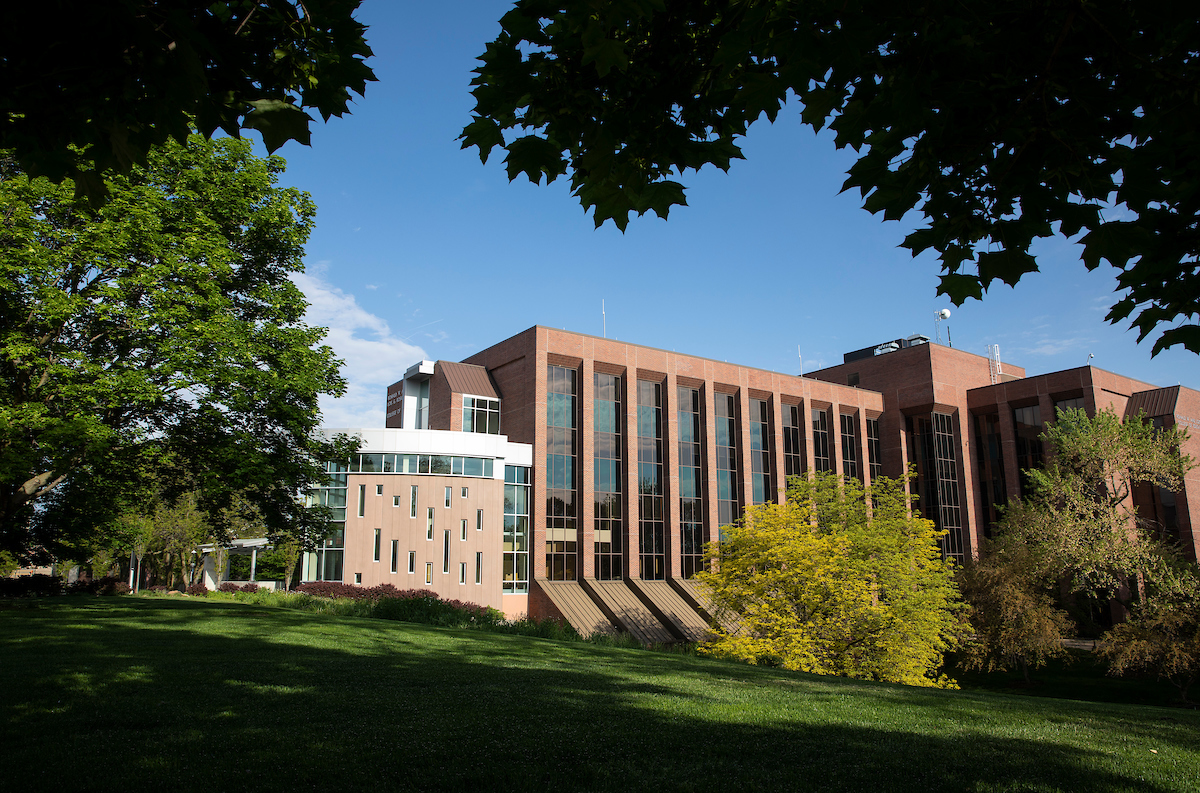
[270,2,1197,425]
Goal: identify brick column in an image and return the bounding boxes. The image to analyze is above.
[857,410,872,487]
[771,392,787,502]
[737,387,754,513]
[531,351,548,580]
[953,409,978,559]
[803,396,817,474]
[829,403,844,477]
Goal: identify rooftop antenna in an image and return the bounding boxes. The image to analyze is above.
[798,345,803,377]
[602,299,606,338]
[934,308,951,344]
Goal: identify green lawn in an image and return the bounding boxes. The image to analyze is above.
[2,597,1198,792]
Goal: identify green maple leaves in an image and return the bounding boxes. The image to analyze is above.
[463,0,1200,356]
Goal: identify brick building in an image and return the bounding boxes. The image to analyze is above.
[809,340,1199,563]
[308,326,1198,639]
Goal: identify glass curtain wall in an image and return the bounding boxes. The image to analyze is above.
[594,373,623,580]
[973,414,1006,538]
[546,365,577,580]
[637,381,666,580]
[503,465,530,592]
[749,398,773,504]
[782,404,805,483]
[812,408,831,472]
[840,414,859,480]
[678,386,705,578]
[715,393,740,535]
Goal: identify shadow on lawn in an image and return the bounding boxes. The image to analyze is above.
[1,597,1195,792]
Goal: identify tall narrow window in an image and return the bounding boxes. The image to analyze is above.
[475,551,482,584]
[504,465,530,593]
[373,528,381,562]
[840,413,859,480]
[637,380,666,580]
[390,540,399,573]
[461,518,467,540]
[546,365,578,580]
[1013,405,1044,497]
[444,486,451,508]
[907,412,965,561]
[357,484,366,518]
[974,413,1006,538]
[410,485,418,519]
[782,403,805,481]
[426,507,434,540]
[476,509,483,531]
[425,562,432,585]
[594,372,623,580]
[308,461,348,582]
[749,397,773,504]
[866,417,882,480]
[812,408,831,472]
[678,386,705,579]
[461,487,468,498]
[408,550,415,574]
[715,393,740,535]
[459,562,466,584]
[415,379,430,429]
[443,529,450,573]
[933,413,963,559]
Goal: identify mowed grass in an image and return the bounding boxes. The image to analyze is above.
[2,598,1198,792]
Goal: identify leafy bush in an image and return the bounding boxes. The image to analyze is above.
[0,574,63,597]
[218,582,241,593]
[186,582,208,596]
[294,581,426,601]
[65,576,130,596]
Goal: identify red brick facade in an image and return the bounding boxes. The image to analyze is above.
[811,345,1199,561]
[463,326,884,587]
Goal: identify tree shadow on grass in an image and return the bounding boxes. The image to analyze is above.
[1,597,1196,792]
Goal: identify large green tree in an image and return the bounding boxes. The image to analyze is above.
[962,407,1194,689]
[1020,407,1191,602]
[463,1,1200,354]
[696,472,965,688]
[0,134,348,560]
[1,1,374,202]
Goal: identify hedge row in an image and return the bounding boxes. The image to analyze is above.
[0,575,131,597]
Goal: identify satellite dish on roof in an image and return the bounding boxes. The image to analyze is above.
[934,308,951,344]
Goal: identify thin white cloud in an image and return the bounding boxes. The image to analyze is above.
[293,271,427,428]
[1020,336,1092,357]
